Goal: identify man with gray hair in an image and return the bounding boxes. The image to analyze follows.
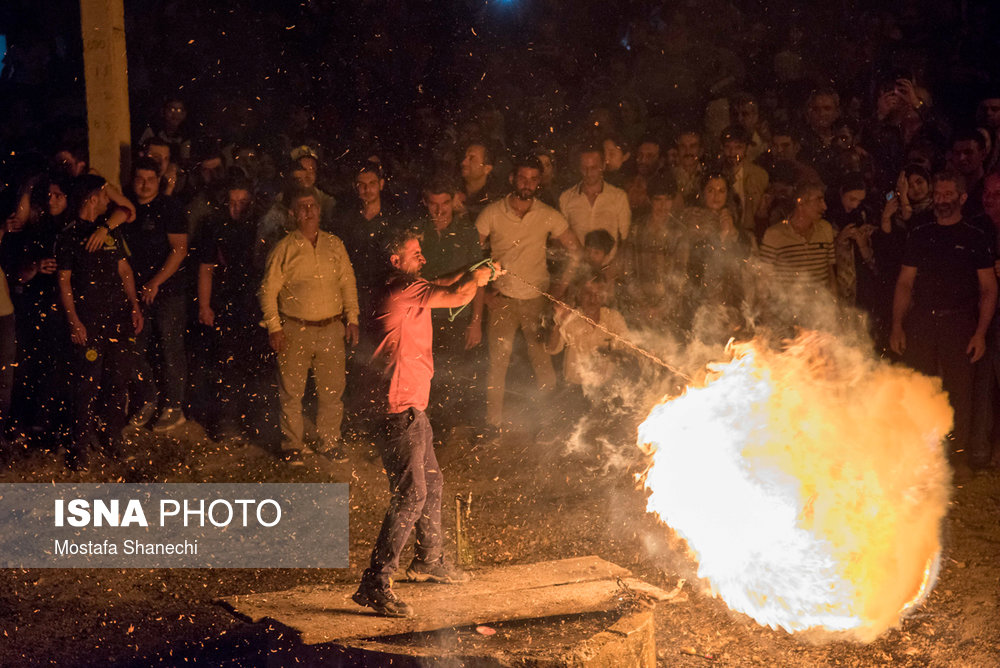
[259,186,359,465]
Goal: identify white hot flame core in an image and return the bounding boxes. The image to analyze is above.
[639,332,952,642]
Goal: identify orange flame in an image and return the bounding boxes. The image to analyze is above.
[639,332,952,641]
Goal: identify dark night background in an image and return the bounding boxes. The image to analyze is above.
[4,0,1000,177]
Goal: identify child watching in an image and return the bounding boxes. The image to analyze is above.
[546,276,629,389]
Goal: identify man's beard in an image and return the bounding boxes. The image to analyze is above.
[934,203,960,219]
[514,187,536,201]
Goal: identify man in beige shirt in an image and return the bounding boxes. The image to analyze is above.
[559,147,631,257]
[259,186,360,465]
[476,156,581,431]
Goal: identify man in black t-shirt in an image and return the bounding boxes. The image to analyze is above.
[56,175,144,470]
[970,172,1000,469]
[118,157,189,432]
[891,170,997,457]
[196,178,265,439]
[12,175,74,441]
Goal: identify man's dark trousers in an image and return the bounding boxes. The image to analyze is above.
[362,407,443,587]
[135,290,187,408]
[904,309,977,452]
[70,321,133,455]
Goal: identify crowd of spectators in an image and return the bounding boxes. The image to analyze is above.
[3,1,1000,470]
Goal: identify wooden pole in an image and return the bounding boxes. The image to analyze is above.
[79,0,131,188]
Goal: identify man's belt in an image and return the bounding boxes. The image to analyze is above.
[281,313,340,327]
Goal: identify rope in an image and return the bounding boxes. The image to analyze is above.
[502,268,692,382]
[447,258,497,322]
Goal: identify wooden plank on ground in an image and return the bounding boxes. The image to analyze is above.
[217,556,663,646]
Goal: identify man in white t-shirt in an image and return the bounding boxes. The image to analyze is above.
[475,156,581,431]
[559,146,631,258]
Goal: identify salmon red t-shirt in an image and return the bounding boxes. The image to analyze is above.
[372,275,434,413]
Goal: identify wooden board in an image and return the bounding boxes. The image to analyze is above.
[217,556,669,646]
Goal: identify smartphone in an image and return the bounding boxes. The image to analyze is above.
[885,191,896,202]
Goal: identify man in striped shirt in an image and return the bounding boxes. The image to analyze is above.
[758,182,837,296]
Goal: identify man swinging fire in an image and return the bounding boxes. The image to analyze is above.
[353,227,501,617]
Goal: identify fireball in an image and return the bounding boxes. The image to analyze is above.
[639,332,952,642]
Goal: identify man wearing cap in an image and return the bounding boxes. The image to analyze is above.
[259,186,359,465]
[255,147,336,266]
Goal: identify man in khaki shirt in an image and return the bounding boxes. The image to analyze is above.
[259,187,360,464]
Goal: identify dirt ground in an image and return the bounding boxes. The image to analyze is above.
[1,368,999,667]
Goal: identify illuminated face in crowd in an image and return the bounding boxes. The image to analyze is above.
[86,186,110,218]
[636,141,663,177]
[834,124,856,150]
[146,144,171,176]
[949,140,985,177]
[702,177,728,212]
[132,168,160,204]
[579,279,609,311]
[675,134,701,172]
[164,99,187,131]
[512,166,541,201]
[199,157,224,184]
[578,151,604,188]
[537,154,556,186]
[355,170,383,205]
[291,194,320,229]
[770,134,799,161]
[731,100,759,132]
[796,188,827,222]
[979,98,1000,130]
[391,238,426,276]
[650,193,675,221]
[585,245,609,269]
[722,140,747,170]
[806,94,840,133]
[4,209,20,233]
[53,151,86,177]
[907,173,930,201]
[840,189,866,214]
[293,157,318,189]
[460,144,492,182]
[932,179,966,220]
[227,188,253,222]
[423,191,454,229]
[602,139,629,172]
[48,183,68,217]
[982,174,1000,221]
